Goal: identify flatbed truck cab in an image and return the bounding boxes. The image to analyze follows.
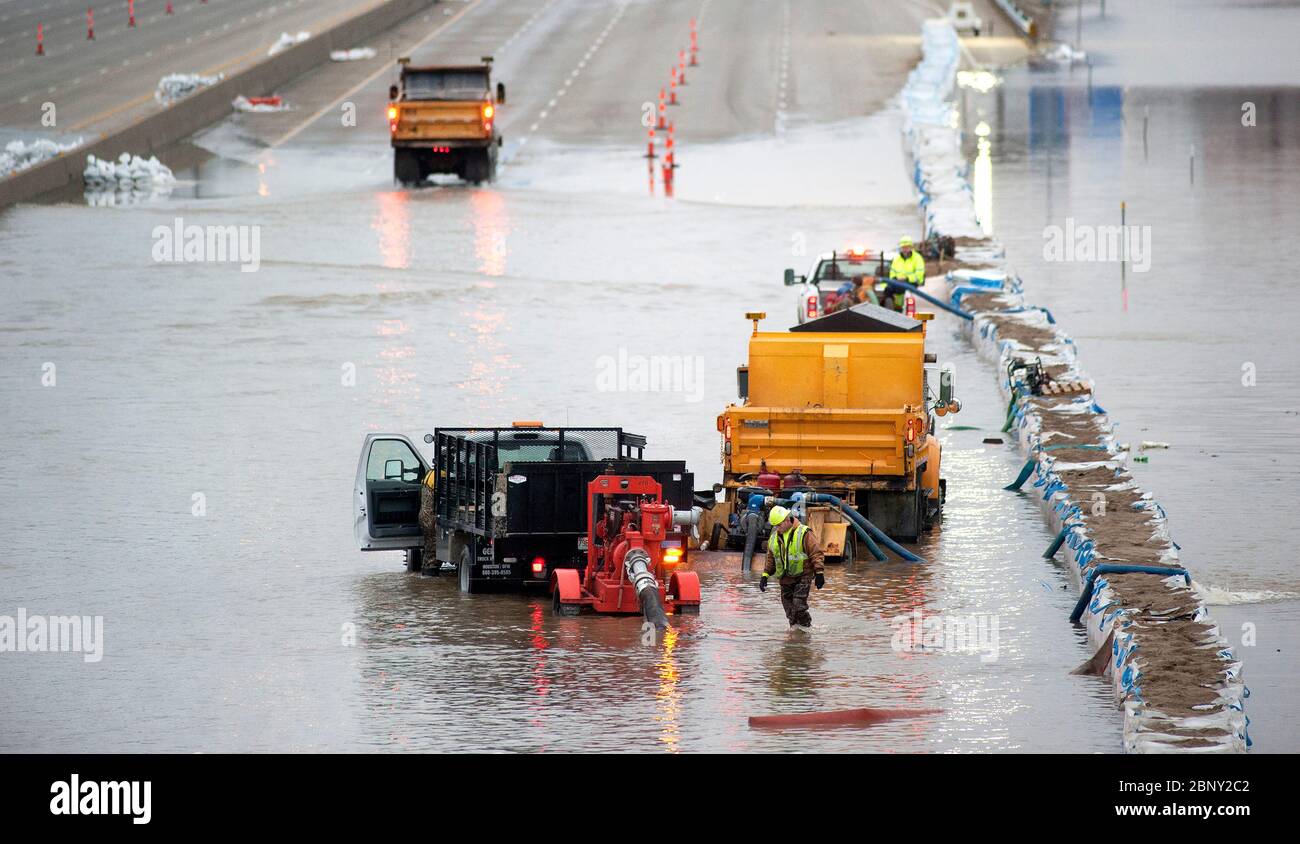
[387,56,505,185]
[354,424,696,594]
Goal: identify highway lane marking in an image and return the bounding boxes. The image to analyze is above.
[269,0,485,148]
[511,0,627,157]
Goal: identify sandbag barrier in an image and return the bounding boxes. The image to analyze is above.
[896,20,1249,753]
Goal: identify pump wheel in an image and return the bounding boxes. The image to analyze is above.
[843,534,857,564]
[552,590,581,617]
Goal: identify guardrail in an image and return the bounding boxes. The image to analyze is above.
[0,0,440,209]
[991,0,1038,39]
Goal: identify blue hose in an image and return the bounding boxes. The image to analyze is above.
[1043,523,1074,559]
[882,279,974,320]
[1004,458,1036,491]
[774,496,886,561]
[803,494,925,563]
[1069,565,1192,623]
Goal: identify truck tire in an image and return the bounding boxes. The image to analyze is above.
[464,149,491,185]
[458,546,478,594]
[394,149,421,186]
[709,522,724,551]
[405,548,423,573]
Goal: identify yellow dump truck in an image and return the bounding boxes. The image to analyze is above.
[704,304,961,560]
[387,57,505,185]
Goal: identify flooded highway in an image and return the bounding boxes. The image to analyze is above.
[1,0,1293,753]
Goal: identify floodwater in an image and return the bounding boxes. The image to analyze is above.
[956,0,1300,750]
[2,0,1291,752]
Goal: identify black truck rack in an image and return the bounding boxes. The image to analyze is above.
[431,427,690,538]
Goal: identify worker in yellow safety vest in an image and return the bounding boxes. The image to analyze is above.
[886,236,926,311]
[759,505,826,631]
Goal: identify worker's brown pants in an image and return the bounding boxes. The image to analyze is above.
[780,576,814,627]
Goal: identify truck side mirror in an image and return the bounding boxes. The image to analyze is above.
[783,268,796,286]
[496,82,506,104]
[737,366,749,400]
[940,364,956,406]
[389,84,399,101]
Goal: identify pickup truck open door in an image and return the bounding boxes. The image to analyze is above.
[354,434,428,551]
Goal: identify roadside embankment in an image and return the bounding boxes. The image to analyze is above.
[898,20,1249,752]
[0,0,440,210]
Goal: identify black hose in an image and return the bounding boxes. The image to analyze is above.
[639,587,671,629]
[740,511,761,572]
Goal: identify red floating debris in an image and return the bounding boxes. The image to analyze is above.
[748,707,943,729]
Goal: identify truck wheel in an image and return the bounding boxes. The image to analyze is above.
[464,150,490,185]
[458,546,478,594]
[394,149,421,186]
[552,589,581,617]
[405,548,423,573]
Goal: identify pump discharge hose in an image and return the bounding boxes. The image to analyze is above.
[625,547,670,628]
[803,494,925,563]
[740,511,761,572]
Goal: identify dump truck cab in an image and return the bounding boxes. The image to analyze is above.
[786,249,888,324]
[703,306,961,556]
[387,57,504,185]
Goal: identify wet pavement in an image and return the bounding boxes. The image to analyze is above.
[1,0,1291,752]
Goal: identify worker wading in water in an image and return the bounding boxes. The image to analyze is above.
[760,505,826,631]
[886,236,926,311]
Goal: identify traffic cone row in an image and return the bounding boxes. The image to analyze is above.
[36,3,195,54]
[647,19,699,191]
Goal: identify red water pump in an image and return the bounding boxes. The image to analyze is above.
[552,475,701,624]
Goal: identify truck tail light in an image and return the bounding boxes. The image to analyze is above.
[482,102,494,130]
[805,295,818,319]
[387,105,398,121]
[531,556,545,575]
[906,419,918,443]
[905,295,916,317]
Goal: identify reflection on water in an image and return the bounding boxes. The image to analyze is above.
[373,190,411,270]
[654,625,681,752]
[973,121,994,236]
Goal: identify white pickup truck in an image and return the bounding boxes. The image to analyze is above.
[785,249,892,324]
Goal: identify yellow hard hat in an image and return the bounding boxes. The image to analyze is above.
[768,505,790,526]
[899,236,914,247]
